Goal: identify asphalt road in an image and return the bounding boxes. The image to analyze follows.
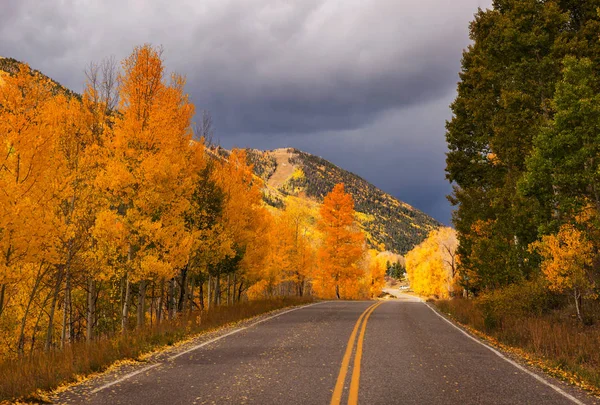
[55,295,597,405]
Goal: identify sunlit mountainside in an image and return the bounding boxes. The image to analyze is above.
[244,148,441,255]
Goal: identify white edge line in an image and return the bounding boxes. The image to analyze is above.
[422,300,585,405]
[90,301,324,394]
[167,327,248,361]
[90,363,160,394]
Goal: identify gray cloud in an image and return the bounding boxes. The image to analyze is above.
[0,0,493,223]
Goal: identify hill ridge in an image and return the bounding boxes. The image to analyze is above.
[246,148,440,254]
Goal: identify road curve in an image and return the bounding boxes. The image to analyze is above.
[55,297,597,405]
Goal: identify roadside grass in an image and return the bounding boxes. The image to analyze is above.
[434,297,600,396]
[0,296,314,403]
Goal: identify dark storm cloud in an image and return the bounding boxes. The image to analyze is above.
[225,93,456,223]
[0,0,492,224]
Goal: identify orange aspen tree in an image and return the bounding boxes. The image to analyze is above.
[316,184,364,299]
[0,65,59,353]
[213,149,271,303]
[94,45,198,332]
[45,93,100,348]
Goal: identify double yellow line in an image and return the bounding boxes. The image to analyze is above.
[330,301,383,405]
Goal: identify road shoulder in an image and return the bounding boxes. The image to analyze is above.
[401,290,600,405]
[50,301,323,404]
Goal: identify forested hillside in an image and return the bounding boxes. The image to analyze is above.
[246,148,440,254]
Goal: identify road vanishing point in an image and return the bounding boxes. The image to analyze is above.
[55,292,597,405]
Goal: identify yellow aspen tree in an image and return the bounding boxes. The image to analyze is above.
[405,227,458,299]
[531,224,595,322]
[281,198,316,296]
[365,250,386,298]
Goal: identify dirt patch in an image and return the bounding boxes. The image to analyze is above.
[267,148,297,189]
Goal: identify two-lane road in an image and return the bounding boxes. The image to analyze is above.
[56,296,597,404]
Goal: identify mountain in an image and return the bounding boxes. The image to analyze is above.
[246,148,441,255]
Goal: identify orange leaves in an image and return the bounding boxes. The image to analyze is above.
[92,44,202,282]
[213,149,270,280]
[315,184,365,299]
[0,63,59,279]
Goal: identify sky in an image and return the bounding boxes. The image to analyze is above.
[0,0,493,224]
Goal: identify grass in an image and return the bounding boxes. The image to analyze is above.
[0,296,314,403]
[434,297,600,396]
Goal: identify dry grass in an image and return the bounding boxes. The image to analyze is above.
[435,297,600,394]
[0,297,313,402]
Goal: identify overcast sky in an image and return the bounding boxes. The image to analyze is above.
[0,0,492,224]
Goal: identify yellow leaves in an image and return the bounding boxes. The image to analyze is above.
[530,224,595,296]
[139,254,171,279]
[291,167,305,180]
[406,227,458,299]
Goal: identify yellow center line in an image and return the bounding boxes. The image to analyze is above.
[348,301,382,405]
[330,301,381,405]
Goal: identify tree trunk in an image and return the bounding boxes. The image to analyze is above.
[45,267,63,351]
[87,277,96,342]
[168,278,175,320]
[207,275,212,310]
[215,271,221,306]
[188,278,195,314]
[335,284,341,300]
[574,288,583,322]
[237,281,244,302]
[29,290,50,357]
[199,279,204,310]
[61,267,72,347]
[136,280,146,329]
[18,264,45,354]
[178,267,188,312]
[227,274,231,305]
[121,273,130,334]
[149,281,155,327]
[232,274,237,304]
[157,279,164,324]
[0,283,6,318]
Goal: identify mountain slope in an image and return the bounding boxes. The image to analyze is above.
[247,148,441,254]
[0,56,79,99]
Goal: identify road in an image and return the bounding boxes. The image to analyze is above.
[55,295,597,405]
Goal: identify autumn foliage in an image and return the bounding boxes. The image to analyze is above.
[405,227,458,299]
[0,45,386,382]
[314,184,364,299]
